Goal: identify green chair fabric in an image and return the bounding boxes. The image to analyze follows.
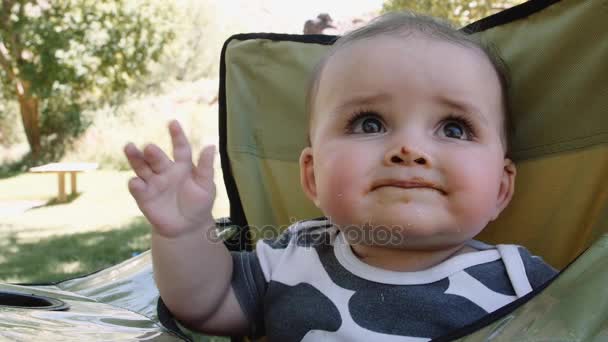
[221,0,608,271]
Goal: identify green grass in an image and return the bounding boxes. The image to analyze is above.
[0,169,229,283]
[0,217,151,284]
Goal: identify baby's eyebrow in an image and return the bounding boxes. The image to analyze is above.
[435,95,489,126]
[333,92,391,113]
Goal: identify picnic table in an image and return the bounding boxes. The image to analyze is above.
[29,162,98,203]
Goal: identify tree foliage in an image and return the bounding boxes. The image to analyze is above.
[0,0,174,157]
[382,0,524,27]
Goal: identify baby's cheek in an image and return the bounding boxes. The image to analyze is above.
[317,162,362,223]
[449,163,502,225]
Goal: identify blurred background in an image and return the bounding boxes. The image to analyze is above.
[0,0,523,283]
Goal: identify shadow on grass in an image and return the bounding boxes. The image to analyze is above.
[0,216,152,284]
[44,192,82,206]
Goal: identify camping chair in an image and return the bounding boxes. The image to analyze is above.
[0,0,605,340]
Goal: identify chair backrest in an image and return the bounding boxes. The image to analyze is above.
[219,0,608,269]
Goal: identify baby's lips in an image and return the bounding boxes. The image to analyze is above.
[371,178,446,195]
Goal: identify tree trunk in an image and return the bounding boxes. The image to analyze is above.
[16,80,41,157]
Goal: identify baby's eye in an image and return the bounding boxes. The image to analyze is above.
[438,117,474,140]
[347,112,386,134]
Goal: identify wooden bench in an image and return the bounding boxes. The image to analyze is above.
[29,162,98,203]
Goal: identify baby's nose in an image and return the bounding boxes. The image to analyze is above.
[385,145,431,168]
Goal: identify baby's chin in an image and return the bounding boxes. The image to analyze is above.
[332,220,481,251]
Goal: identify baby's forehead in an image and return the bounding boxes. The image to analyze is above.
[318,35,500,100]
[325,33,489,71]
[309,34,508,145]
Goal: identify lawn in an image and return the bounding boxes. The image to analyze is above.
[0,168,230,284]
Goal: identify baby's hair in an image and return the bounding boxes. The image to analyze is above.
[305,11,513,157]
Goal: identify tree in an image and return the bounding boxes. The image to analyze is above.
[0,0,174,158]
[382,0,524,27]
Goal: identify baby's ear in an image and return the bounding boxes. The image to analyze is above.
[491,158,516,220]
[299,147,320,207]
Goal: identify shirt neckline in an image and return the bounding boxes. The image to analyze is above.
[333,232,501,285]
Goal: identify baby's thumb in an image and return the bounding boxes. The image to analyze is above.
[194,145,216,187]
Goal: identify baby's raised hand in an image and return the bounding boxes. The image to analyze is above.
[124,120,216,238]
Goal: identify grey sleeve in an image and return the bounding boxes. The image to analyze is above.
[518,247,559,289]
[231,251,268,338]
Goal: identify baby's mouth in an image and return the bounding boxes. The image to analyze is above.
[371,178,446,195]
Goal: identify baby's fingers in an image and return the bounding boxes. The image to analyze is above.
[169,120,193,165]
[124,143,153,181]
[143,144,172,174]
[194,145,216,188]
[128,177,149,200]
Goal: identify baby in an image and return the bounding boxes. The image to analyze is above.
[124,12,557,341]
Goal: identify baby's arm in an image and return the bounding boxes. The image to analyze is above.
[124,120,248,334]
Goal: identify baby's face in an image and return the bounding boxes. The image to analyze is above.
[300,35,515,249]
